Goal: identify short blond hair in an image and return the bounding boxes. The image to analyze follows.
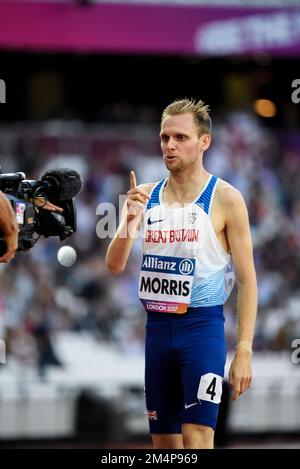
[161,98,212,135]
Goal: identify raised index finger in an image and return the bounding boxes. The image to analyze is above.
[130,170,137,190]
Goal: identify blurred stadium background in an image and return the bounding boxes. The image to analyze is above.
[0,0,300,449]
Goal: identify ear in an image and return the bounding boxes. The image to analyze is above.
[199,133,211,151]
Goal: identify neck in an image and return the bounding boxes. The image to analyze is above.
[166,166,210,200]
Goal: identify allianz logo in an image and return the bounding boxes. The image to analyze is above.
[179,259,194,275]
[142,256,194,275]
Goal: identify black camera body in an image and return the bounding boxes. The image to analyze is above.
[0,169,82,256]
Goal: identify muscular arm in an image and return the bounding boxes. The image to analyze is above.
[224,187,257,348]
[0,191,19,262]
[105,174,153,274]
[221,185,258,399]
[105,201,140,274]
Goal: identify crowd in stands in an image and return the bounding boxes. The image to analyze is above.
[0,106,299,374]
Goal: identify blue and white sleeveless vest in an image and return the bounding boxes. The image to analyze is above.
[138,174,235,314]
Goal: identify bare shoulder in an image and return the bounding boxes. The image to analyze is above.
[137,182,157,195]
[215,178,247,213]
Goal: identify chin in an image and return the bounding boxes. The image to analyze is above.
[168,169,182,175]
[165,162,181,172]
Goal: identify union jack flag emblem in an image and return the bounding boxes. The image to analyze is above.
[147,410,158,420]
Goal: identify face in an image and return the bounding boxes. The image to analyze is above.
[160,113,211,173]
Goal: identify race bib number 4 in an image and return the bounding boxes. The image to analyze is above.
[139,254,195,314]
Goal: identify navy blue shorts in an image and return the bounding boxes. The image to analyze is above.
[145,305,226,434]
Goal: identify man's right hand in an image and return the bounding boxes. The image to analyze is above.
[105,171,150,273]
[126,171,150,223]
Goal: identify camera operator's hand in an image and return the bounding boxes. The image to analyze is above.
[33,197,63,213]
[0,191,19,263]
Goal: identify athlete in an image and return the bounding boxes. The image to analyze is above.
[106,99,257,449]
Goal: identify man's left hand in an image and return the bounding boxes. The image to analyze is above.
[228,349,252,401]
[34,197,63,212]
